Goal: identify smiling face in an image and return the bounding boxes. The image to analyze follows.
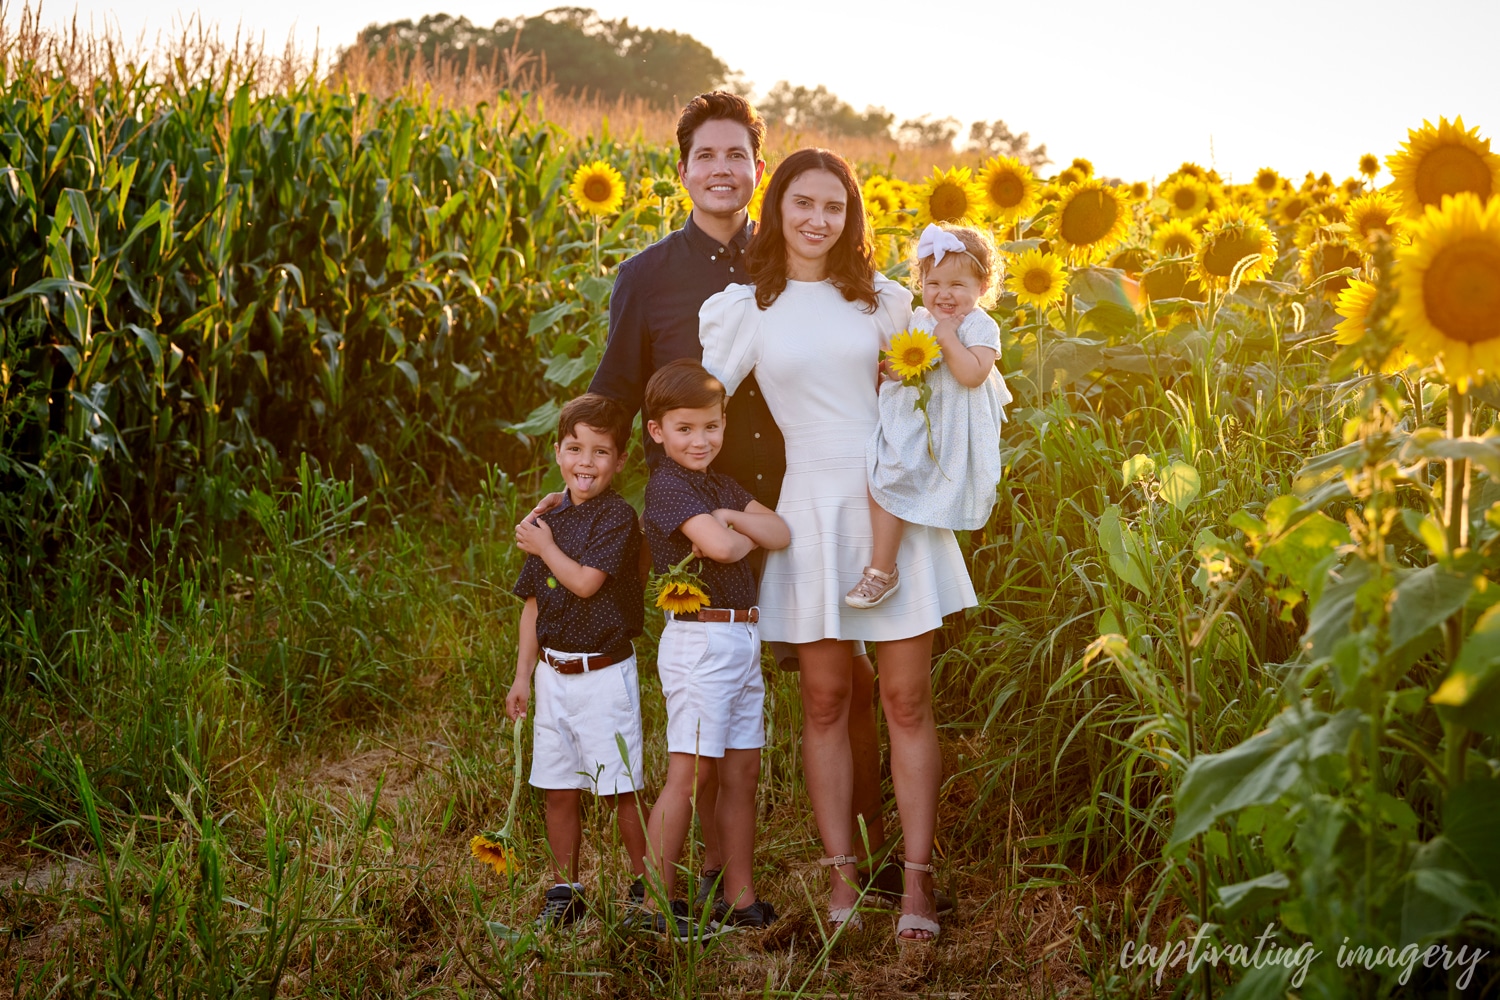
[555,423,626,505]
[647,404,725,472]
[922,253,986,320]
[678,118,764,222]
[779,168,848,281]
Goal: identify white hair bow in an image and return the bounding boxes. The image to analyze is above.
[917,224,968,268]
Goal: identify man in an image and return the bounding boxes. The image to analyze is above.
[587,91,895,901]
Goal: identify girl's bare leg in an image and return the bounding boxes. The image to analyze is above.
[868,491,904,575]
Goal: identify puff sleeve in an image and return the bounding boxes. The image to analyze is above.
[872,272,915,349]
[699,283,763,395]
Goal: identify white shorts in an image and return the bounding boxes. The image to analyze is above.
[528,650,645,795]
[657,619,765,757]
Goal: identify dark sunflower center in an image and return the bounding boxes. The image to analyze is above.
[1162,234,1193,256]
[1023,268,1054,294]
[1423,238,1500,344]
[1060,189,1119,246]
[901,346,928,367]
[1143,261,1197,300]
[1356,211,1392,240]
[1257,173,1278,193]
[583,176,613,202]
[1173,188,1199,211]
[930,184,968,221]
[1314,243,1363,294]
[1203,226,1265,277]
[1361,156,1380,175]
[1416,145,1495,206]
[1279,197,1307,224]
[989,172,1024,208]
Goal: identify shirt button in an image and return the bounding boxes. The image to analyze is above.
[756,474,763,480]
[754,432,760,439]
[729,267,735,272]
[719,247,726,253]
[748,390,756,397]
[710,255,716,260]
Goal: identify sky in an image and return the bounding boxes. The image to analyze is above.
[19,0,1500,183]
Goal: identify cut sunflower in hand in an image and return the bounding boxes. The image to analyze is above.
[470,714,526,878]
[650,551,711,615]
[884,328,945,466]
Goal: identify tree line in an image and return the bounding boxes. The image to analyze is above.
[348,7,1049,163]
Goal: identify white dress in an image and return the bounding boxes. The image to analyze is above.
[868,306,1012,531]
[700,276,978,645]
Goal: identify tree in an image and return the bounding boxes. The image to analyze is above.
[896,115,961,149]
[348,8,730,107]
[759,81,895,139]
[966,119,1050,169]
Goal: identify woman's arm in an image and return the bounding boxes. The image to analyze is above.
[932,316,998,388]
[716,502,791,551]
[680,513,756,564]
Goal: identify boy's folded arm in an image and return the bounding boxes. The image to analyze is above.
[680,512,755,563]
[719,502,790,550]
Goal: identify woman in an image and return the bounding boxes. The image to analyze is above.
[700,148,977,940]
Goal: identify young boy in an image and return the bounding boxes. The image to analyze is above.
[506,394,649,929]
[640,359,791,937]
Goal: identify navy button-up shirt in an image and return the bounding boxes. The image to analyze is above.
[590,214,787,509]
[513,489,644,655]
[643,459,758,610]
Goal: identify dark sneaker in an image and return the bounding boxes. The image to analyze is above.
[694,867,723,908]
[535,885,586,931]
[625,877,646,909]
[711,898,778,932]
[643,899,698,943]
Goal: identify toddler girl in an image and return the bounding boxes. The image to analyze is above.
[846,223,1013,608]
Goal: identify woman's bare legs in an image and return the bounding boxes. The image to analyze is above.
[797,638,859,914]
[875,630,941,939]
[867,491,904,575]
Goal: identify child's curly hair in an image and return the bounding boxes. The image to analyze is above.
[913,225,1002,309]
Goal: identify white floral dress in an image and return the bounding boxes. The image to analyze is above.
[868,306,1012,530]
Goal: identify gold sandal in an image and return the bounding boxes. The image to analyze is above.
[819,853,864,931]
[895,860,941,942]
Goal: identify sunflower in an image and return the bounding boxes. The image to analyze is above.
[1071,157,1095,177]
[1006,249,1069,309]
[1253,168,1282,197]
[1055,166,1085,188]
[1172,162,1209,182]
[886,329,943,379]
[1359,153,1381,179]
[1274,191,1311,227]
[1393,191,1500,386]
[865,181,900,220]
[1128,180,1150,201]
[912,166,984,227]
[1142,260,1206,302]
[1388,116,1500,219]
[1050,179,1131,264]
[1336,279,1412,372]
[978,156,1040,223]
[470,835,516,877]
[656,580,710,615]
[570,160,626,216]
[1108,246,1152,274]
[748,169,773,222]
[1299,238,1365,296]
[1161,175,1211,219]
[1194,205,1279,288]
[1345,192,1403,247]
[1151,218,1202,258]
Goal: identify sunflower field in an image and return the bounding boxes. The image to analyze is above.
[2,23,1499,997]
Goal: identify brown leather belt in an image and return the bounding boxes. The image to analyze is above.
[542,644,633,675]
[672,607,759,623]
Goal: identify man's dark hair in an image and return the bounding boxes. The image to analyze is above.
[557,393,632,452]
[676,91,766,163]
[644,359,727,423]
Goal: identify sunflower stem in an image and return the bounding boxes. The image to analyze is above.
[1442,385,1471,791]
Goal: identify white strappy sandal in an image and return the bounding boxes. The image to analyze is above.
[818,853,864,931]
[895,859,941,942]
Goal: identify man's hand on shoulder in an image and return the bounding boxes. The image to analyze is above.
[526,492,566,521]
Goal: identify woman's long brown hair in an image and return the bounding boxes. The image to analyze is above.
[745,148,877,312]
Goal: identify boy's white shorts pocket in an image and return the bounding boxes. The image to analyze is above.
[529,652,645,794]
[657,621,764,758]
